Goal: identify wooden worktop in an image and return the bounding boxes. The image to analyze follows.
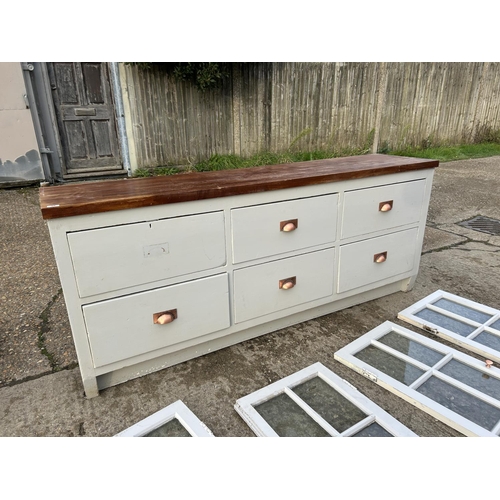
[40,154,438,219]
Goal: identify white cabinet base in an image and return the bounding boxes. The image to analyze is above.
[41,155,437,398]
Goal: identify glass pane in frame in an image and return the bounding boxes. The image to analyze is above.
[354,344,425,385]
[432,298,492,324]
[474,331,500,351]
[292,376,367,433]
[115,400,214,437]
[377,331,445,366]
[439,359,500,400]
[416,375,500,431]
[352,422,393,437]
[254,393,331,437]
[235,362,417,437]
[334,320,500,437]
[414,308,476,336]
[399,290,500,366]
[144,418,192,437]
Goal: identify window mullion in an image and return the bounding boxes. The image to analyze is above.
[427,303,482,328]
[371,339,432,371]
[430,370,500,409]
[485,313,500,329]
[339,415,375,436]
[284,387,340,436]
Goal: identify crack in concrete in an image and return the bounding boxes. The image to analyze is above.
[37,288,63,372]
[1,288,79,389]
[422,239,471,255]
[439,225,500,244]
[1,362,79,390]
[423,224,500,255]
[455,246,500,253]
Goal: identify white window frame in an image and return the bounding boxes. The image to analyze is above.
[114,400,214,437]
[398,289,500,364]
[234,362,417,437]
[334,321,500,437]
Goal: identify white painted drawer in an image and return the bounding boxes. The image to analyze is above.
[231,194,338,263]
[68,211,226,297]
[338,228,419,293]
[233,248,335,323]
[341,179,425,239]
[83,274,230,368]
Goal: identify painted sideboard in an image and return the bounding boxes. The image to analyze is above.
[40,154,438,397]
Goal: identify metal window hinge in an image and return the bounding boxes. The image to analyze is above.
[21,63,34,71]
[39,148,54,154]
[422,325,439,335]
[361,368,378,383]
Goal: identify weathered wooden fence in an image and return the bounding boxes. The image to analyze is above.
[120,62,500,169]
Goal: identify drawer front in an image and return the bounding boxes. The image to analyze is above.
[83,274,230,368]
[341,180,425,239]
[233,248,335,324]
[231,194,338,264]
[338,228,419,293]
[68,211,226,298]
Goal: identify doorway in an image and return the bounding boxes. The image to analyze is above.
[45,62,127,179]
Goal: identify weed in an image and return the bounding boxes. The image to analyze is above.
[420,135,436,150]
[38,289,62,372]
[125,63,230,92]
[133,166,180,177]
[195,154,245,172]
[378,140,390,154]
[473,123,500,144]
[132,139,500,179]
[364,128,375,151]
[389,143,500,162]
[288,128,313,150]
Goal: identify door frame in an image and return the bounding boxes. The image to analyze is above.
[22,62,62,182]
[26,62,131,182]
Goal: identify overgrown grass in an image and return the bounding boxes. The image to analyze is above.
[195,149,367,171]
[134,166,179,177]
[389,143,500,162]
[133,142,500,178]
[133,147,369,177]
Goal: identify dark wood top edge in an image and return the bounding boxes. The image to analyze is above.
[40,154,439,219]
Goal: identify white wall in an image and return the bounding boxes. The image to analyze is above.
[0,62,43,183]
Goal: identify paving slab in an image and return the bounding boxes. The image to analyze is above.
[422,226,467,253]
[427,156,500,225]
[436,222,500,243]
[0,188,77,387]
[1,155,500,437]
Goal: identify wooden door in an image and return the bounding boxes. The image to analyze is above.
[48,62,124,176]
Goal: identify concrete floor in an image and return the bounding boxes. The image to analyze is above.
[1,156,500,437]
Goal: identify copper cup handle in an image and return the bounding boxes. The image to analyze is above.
[379,200,393,212]
[374,252,387,263]
[279,276,296,289]
[153,309,178,325]
[280,219,298,232]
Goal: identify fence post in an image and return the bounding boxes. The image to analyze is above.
[470,62,490,141]
[372,62,388,154]
[232,63,242,156]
